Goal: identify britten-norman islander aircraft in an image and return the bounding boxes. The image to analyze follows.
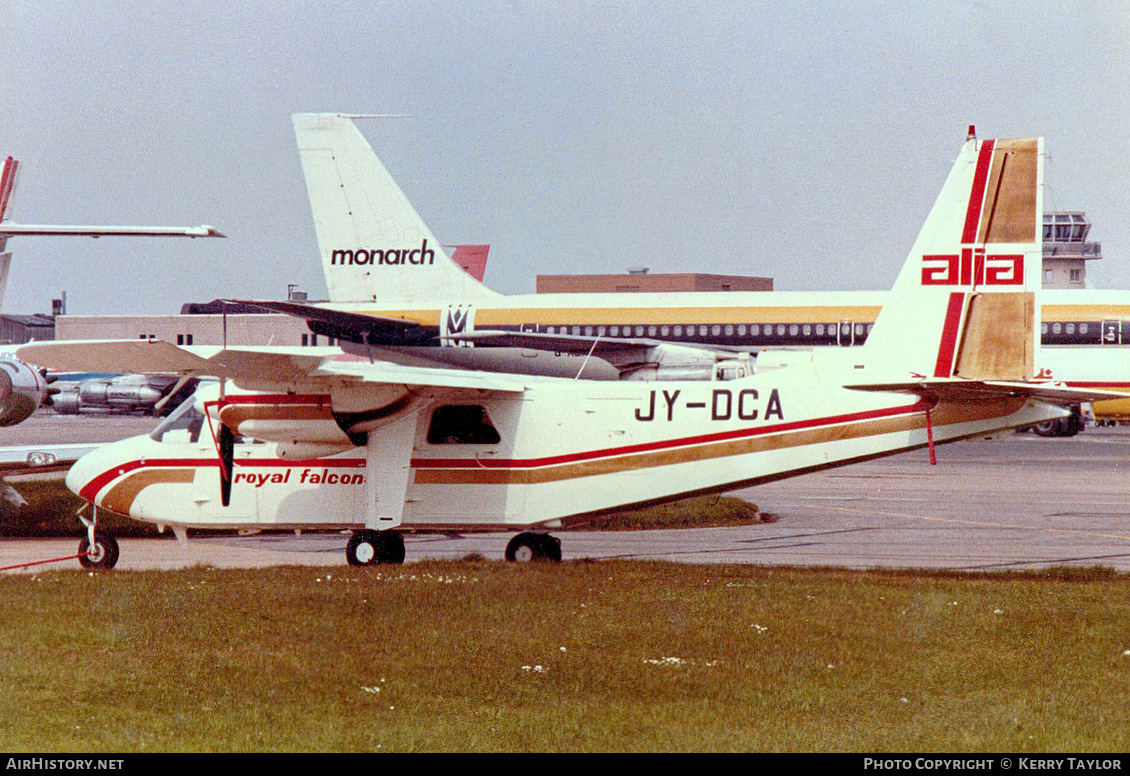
[21,133,1121,569]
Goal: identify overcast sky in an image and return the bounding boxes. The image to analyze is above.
[1,0,1127,315]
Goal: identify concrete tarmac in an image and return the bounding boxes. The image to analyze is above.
[3,415,1130,574]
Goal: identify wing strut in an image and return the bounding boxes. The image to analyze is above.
[363,411,418,530]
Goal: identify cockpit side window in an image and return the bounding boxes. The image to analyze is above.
[149,398,205,443]
[426,405,501,445]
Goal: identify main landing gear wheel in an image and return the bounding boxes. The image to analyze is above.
[346,529,406,566]
[78,532,120,570]
[505,532,562,563]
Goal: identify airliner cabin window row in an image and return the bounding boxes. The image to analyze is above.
[538,321,873,346]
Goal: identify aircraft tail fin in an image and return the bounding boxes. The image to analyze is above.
[293,114,501,304]
[860,135,1043,382]
[0,157,18,223]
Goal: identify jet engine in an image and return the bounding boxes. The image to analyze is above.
[0,356,54,426]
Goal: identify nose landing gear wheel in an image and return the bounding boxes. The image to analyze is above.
[78,532,120,569]
[505,532,562,563]
[346,529,406,566]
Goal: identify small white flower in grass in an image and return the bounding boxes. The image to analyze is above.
[900,697,909,703]
[994,609,1004,614]
[361,686,381,694]
[1122,650,1130,657]
[560,647,566,652]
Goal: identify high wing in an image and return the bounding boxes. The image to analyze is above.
[15,339,527,394]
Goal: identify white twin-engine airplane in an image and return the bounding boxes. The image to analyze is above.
[20,133,1121,568]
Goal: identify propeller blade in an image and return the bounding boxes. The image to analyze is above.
[219,423,235,507]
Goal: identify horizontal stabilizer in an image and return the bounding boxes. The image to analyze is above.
[847,378,1126,406]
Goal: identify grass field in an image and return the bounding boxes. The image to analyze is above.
[2,561,1128,752]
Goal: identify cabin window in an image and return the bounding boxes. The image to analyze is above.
[149,398,204,444]
[427,405,501,445]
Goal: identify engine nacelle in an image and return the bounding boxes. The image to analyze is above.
[78,379,165,410]
[619,344,757,382]
[200,381,417,447]
[0,357,51,426]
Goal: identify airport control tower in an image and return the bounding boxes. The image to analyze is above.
[1043,212,1101,289]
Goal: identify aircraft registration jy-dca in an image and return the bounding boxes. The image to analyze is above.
[20,132,1123,569]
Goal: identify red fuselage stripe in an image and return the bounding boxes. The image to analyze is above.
[81,397,936,501]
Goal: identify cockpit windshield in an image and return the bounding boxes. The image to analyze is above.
[149,396,205,443]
